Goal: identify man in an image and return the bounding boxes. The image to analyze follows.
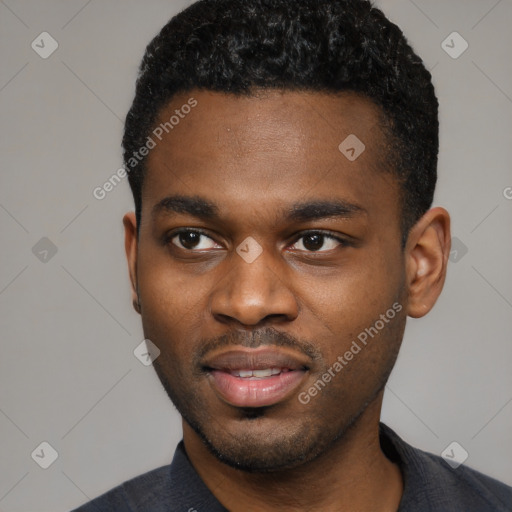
[73,0,512,510]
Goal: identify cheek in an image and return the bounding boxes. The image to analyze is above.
[139,242,202,306]
[306,257,398,320]
[301,254,404,360]
[137,252,207,352]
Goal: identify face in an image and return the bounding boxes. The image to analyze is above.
[128,89,410,472]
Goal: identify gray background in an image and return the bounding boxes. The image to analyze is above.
[1,0,511,510]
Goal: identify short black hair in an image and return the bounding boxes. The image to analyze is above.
[123,0,438,245]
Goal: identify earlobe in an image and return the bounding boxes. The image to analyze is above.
[123,212,141,315]
[405,207,451,318]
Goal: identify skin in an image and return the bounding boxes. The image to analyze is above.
[123,89,451,511]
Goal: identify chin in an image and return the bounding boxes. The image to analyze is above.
[185,409,338,473]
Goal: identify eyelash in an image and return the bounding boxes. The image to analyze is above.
[164,228,349,253]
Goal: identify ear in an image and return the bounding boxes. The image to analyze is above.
[405,207,451,318]
[123,212,141,314]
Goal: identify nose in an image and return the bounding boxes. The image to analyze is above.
[209,246,299,327]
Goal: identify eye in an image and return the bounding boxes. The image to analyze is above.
[289,231,345,253]
[168,229,221,251]
[166,229,347,253]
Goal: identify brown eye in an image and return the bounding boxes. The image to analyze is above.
[291,232,344,252]
[177,231,201,249]
[169,230,220,251]
[302,234,324,251]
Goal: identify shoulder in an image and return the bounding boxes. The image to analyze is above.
[380,423,512,512]
[69,441,227,512]
[70,463,173,512]
[411,447,512,511]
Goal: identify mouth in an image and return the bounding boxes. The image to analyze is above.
[202,347,310,408]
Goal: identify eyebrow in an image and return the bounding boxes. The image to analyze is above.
[152,195,366,223]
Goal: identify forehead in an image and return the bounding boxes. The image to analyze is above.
[141,89,398,230]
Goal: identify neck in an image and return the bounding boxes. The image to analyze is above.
[183,391,403,512]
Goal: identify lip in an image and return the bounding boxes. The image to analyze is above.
[202,347,310,408]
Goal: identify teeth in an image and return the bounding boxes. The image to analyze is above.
[231,368,284,378]
[252,369,272,378]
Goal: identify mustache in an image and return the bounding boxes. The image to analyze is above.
[194,326,322,364]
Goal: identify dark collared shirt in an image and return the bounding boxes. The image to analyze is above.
[71,423,512,511]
